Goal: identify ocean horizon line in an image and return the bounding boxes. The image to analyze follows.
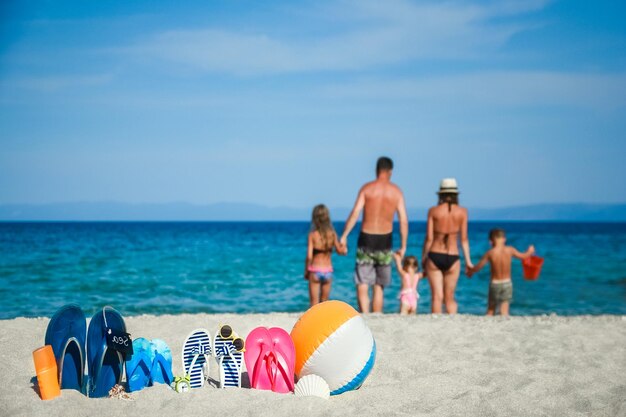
[1,201,626,222]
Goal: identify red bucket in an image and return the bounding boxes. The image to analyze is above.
[522,256,544,280]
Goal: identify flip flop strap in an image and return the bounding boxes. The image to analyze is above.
[251,344,272,388]
[152,353,172,376]
[215,351,229,368]
[271,344,295,391]
[96,346,123,383]
[186,342,210,376]
[152,352,162,369]
[229,346,242,371]
[137,353,152,373]
[265,351,278,390]
[185,352,201,378]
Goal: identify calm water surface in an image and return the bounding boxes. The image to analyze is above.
[0,222,624,319]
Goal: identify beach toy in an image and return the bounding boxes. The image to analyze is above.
[32,345,61,400]
[245,326,296,393]
[523,255,544,280]
[125,338,153,392]
[214,325,245,388]
[294,374,330,400]
[182,329,212,388]
[150,339,174,386]
[87,306,128,397]
[172,375,191,393]
[44,304,86,392]
[290,300,376,396]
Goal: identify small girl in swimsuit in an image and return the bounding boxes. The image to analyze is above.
[393,253,422,314]
[305,204,346,307]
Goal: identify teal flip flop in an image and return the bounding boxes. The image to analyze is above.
[125,337,154,392]
[150,339,174,386]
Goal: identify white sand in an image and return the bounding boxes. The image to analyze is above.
[1,313,624,417]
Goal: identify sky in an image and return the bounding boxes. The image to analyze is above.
[1,0,625,210]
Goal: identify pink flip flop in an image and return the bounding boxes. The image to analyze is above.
[268,327,295,394]
[244,327,274,391]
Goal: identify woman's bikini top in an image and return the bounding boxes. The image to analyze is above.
[434,204,460,251]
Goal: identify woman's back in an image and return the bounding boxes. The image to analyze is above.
[429,203,467,254]
[422,178,473,315]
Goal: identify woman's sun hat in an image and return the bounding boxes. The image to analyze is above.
[437,178,459,194]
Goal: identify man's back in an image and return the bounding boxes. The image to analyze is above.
[361,179,402,235]
[487,246,514,280]
[339,156,408,314]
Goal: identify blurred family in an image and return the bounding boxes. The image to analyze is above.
[304,156,535,316]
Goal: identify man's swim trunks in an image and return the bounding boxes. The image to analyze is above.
[354,232,393,287]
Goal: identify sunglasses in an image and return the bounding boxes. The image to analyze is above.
[219,325,245,352]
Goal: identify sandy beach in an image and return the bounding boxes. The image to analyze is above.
[1,313,624,417]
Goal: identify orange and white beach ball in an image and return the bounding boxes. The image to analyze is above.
[290,300,376,395]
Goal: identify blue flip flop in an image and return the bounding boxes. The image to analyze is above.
[86,306,127,398]
[125,338,154,392]
[44,304,86,392]
[150,339,174,386]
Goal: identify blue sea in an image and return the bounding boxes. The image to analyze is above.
[1,222,625,319]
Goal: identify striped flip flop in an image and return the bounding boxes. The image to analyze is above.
[213,326,244,388]
[182,329,212,388]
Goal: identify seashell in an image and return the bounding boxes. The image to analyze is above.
[294,374,330,400]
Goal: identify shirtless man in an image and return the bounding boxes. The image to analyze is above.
[469,228,535,316]
[340,157,408,313]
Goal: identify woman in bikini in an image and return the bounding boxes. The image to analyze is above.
[421,178,473,314]
[304,204,346,306]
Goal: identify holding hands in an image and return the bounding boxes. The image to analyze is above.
[338,235,348,256]
[466,264,476,278]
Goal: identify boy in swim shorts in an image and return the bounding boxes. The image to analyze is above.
[468,228,535,316]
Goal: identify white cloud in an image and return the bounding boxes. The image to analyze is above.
[128,0,551,75]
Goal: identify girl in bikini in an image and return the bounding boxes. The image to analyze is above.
[393,253,422,314]
[421,178,473,314]
[304,204,346,307]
